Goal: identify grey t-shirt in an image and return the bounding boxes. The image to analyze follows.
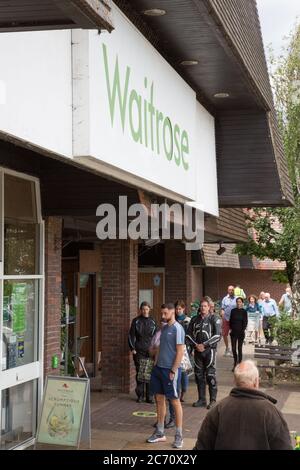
[157,321,185,369]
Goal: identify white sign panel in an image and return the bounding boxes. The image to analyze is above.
[188,102,218,216]
[0,30,72,157]
[73,5,218,214]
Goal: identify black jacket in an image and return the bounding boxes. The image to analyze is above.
[229,308,248,337]
[194,387,292,450]
[128,315,158,356]
[186,314,221,351]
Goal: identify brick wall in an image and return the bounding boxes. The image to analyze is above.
[101,239,138,393]
[44,217,62,376]
[204,267,285,303]
[191,267,203,302]
[165,241,192,307]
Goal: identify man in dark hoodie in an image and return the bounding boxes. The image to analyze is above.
[194,360,292,450]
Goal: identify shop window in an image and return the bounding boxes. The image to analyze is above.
[4,175,39,275]
[1,380,37,449]
[2,280,38,371]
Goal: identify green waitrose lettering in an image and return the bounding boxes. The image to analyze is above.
[102,43,189,170]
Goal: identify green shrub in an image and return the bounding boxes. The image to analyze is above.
[272,313,300,346]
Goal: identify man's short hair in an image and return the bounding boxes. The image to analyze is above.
[234,360,259,387]
[161,302,175,310]
[236,297,244,303]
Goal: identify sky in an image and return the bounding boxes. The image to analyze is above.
[257,0,300,57]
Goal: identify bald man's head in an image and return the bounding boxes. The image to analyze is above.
[234,360,259,389]
[228,285,235,296]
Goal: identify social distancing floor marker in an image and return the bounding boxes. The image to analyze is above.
[132,411,157,417]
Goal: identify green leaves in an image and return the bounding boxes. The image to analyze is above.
[236,24,300,290]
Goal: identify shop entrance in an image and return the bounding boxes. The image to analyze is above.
[0,169,44,449]
[62,246,102,379]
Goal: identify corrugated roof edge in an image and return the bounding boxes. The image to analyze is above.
[202,0,294,206]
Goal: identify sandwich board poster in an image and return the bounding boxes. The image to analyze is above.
[36,376,91,448]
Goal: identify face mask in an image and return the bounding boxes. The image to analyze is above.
[177,313,186,321]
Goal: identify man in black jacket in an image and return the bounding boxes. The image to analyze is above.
[186,298,221,409]
[128,301,158,403]
[194,360,292,450]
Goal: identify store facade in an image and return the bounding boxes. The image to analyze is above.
[0,1,293,448]
[0,168,44,448]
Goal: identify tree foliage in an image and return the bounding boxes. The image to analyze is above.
[235,23,300,313]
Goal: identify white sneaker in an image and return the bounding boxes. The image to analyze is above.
[146,431,167,443]
[172,434,183,449]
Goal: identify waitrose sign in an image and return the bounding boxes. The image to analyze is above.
[72,5,217,212]
[102,43,190,171]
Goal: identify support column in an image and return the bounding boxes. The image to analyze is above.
[165,241,192,307]
[44,217,62,376]
[101,239,138,393]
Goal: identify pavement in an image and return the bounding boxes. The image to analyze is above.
[85,342,300,450]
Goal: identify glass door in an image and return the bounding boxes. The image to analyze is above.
[0,169,44,449]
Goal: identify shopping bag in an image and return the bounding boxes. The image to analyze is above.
[137,358,154,383]
[181,345,192,373]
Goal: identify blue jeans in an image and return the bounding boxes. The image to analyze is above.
[181,370,189,393]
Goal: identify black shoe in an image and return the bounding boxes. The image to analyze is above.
[165,419,175,429]
[146,398,154,404]
[136,397,143,403]
[192,400,207,408]
[207,400,216,410]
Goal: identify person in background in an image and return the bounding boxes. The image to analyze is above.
[186,299,221,409]
[262,293,279,345]
[190,300,200,318]
[229,297,248,371]
[220,286,236,356]
[257,292,266,341]
[175,300,191,403]
[209,300,215,315]
[147,303,185,449]
[194,360,292,450]
[258,291,265,306]
[246,295,263,345]
[279,287,293,316]
[234,285,246,299]
[128,301,158,403]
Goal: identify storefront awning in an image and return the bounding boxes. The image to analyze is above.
[114,0,293,207]
[0,0,114,32]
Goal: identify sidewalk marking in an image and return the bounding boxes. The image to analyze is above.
[132,411,157,417]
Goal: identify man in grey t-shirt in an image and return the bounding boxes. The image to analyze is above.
[147,303,185,449]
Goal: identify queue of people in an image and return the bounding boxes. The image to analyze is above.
[128,284,293,450]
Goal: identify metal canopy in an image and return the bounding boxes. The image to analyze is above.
[0,0,114,32]
[114,0,293,207]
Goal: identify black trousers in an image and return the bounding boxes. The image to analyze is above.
[194,349,217,403]
[133,353,153,400]
[230,333,244,366]
[263,316,274,344]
